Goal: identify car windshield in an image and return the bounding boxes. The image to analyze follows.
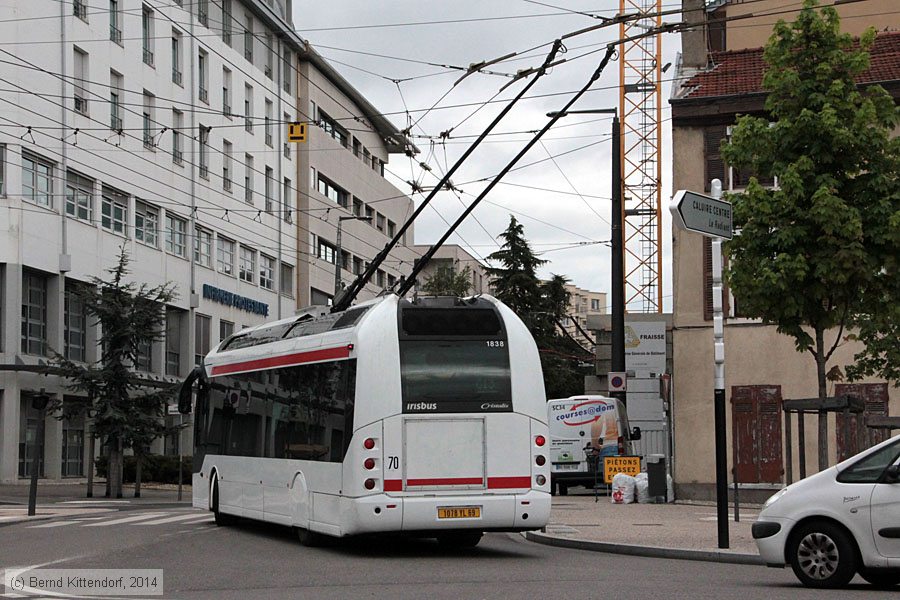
[836,437,900,484]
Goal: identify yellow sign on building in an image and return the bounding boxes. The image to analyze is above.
[288,122,307,142]
[603,456,641,484]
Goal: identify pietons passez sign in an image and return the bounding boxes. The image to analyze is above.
[604,455,641,484]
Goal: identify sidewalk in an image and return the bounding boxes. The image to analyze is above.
[527,491,764,565]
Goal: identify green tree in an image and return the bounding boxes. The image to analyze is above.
[50,248,177,498]
[422,265,473,296]
[721,1,899,464]
[485,215,547,321]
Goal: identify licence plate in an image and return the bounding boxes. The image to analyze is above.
[437,506,481,519]
[554,463,579,471]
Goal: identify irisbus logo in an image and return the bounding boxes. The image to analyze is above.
[555,401,614,426]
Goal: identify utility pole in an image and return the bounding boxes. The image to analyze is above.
[547,108,624,405]
[27,391,51,517]
[334,216,372,297]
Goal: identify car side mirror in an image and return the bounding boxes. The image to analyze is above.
[630,426,642,441]
[885,464,900,483]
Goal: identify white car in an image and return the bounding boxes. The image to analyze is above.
[754,434,900,588]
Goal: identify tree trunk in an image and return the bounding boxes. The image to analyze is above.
[86,432,95,498]
[134,453,142,498]
[108,436,124,499]
[815,326,829,472]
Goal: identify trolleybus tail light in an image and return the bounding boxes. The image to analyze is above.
[364,458,376,470]
[535,435,546,447]
[364,478,376,490]
[535,455,546,466]
[364,438,376,450]
[535,474,546,486]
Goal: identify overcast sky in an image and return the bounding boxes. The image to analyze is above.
[292,1,682,312]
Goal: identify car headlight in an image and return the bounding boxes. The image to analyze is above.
[763,487,787,509]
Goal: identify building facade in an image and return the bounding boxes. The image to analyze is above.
[669,0,900,499]
[412,244,490,296]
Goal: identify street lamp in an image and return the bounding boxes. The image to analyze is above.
[547,108,625,404]
[335,215,372,297]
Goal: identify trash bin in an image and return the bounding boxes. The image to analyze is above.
[646,454,667,501]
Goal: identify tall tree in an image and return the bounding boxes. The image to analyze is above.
[50,248,177,498]
[721,1,899,465]
[421,265,473,297]
[485,215,547,325]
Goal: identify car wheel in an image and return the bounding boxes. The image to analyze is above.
[859,569,900,588]
[211,480,236,526]
[788,521,857,588]
[437,532,483,549]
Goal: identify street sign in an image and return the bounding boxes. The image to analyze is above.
[608,371,627,393]
[288,122,307,142]
[166,403,181,416]
[604,455,641,484]
[670,189,733,239]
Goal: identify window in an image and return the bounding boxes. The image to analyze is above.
[194,227,212,267]
[352,256,363,275]
[387,220,396,238]
[194,314,211,365]
[280,263,294,297]
[243,14,253,62]
[837,439,900,484]
[221,0,232,45]
[591,299,601,311]
[142,91,155,149]
[264,99,273,146]
[222,140,232,191]
[282,52,292,93]
[283,177,292,223]
[316,174,348,207]
[222,67,232,117]
[73,47,88,115]
[217,236,235,275]
[353,137,361,158]
[65,170,93,221]
[18,398,45,477]
[134,200,159,247]
[166,309,181,376]
[165,214,187,257]
[376,213,385,233]
[388,274,396,288]
[259,255,274,289]
[171,30,183,86]
[317,238,336,264]
[109,0,122,44]
[23,153,53,207]
[340,250,350,271]
[101,185,127,235]
[63,286,87,362]
[377,269,385,288]
[172,109,183,165]
[61,414,85,477]
[283,112,291,157]
[198,49,208,103]
[199,125,209,179]
[219,319,234,343]
[239,246,256,282]
[264,32,274,78]
[197,0,208,26]
[365,205,374,222]
[244,154,253,204]
[109,71,123,131]
[318,109,348,147]
[142,5,154,67]
[73,0,88,20]
[135,339,152,372]
[21,271,48,356]
[244,84,253,133]
[352,198,363,217]
[0,144,5,196]
[264,166,274,213]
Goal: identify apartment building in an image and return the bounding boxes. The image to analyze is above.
[412,244,490,296]
[0,0,302,482]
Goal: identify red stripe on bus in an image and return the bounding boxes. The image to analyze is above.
[382,477,531,491]
[487,477,532,489]
[210,346,351,376]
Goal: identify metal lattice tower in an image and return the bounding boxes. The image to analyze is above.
[619,0,663,313]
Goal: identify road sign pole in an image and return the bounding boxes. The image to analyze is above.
[710,179,729,549]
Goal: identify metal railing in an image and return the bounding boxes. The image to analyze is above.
[172,70,182,86]
[110,25,122,44]
[143,48,154,67]
[199,87,208,103]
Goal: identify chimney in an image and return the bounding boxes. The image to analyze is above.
[681,0,709,69]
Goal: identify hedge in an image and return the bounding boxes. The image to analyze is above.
[95,454,192,484]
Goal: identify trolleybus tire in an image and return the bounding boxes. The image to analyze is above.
[437,531,483,549]
[211,479,236,526]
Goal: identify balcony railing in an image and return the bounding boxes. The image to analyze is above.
[265,132,272,147]
[264,65,272,79]
[172,69,182,86]
[110,25,122,44]
[223,177,232,192]
[73,0,87,20]
[223,102,231,117]
[143,48,154,67]
[110,114,123,131]
[199,87,208,103]
[199,165,209,179]
[74,95,87,115]
[198,11,208,27]
[283,142,290,158]
[173,149,183,165]
[244,118,252,133]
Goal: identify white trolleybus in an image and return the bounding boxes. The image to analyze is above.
[178,294,551,547]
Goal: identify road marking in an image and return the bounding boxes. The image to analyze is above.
[27,520,83,528]
[83,512,166,526]
[134,513,212,526]
[59,500,131,504]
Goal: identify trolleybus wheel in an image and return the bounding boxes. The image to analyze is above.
[211,479,236,526]
[437,531,483,549]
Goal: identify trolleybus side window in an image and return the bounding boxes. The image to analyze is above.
[196,359,356,463]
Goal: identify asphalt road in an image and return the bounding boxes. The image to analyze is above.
[0,507,892,599]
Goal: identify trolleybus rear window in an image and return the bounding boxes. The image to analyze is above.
[400,341,512,413]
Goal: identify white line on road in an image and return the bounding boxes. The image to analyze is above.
[134,513,213,526]
[59,500,131,504]
[27,521,83,528]
[83,512,166,526]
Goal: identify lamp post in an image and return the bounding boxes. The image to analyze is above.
[27,390,51,517]
[547,108,624,404]
[335,215,372,297]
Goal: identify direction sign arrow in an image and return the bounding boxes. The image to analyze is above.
[670,189,733,239]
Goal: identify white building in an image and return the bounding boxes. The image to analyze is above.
[412,244,490,296]
[0,0,304,483]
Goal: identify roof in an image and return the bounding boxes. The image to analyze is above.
[677,30,900,100]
